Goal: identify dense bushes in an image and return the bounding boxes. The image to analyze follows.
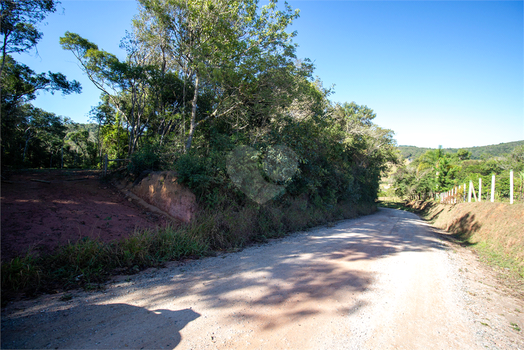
[127,144,164,177]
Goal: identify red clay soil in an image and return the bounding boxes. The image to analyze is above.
[1,169,169,262]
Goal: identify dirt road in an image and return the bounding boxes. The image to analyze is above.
[2,208,523,349]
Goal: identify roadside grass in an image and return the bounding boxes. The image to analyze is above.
[377,198,524,283]
[1,199,375,303]
[375,198,418,213]
[473,240,524,280]
[403,201,524,283]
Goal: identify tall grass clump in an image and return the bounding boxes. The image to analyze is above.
[1,254,42,293]
[1,226,209,299]
[117,226,209,266]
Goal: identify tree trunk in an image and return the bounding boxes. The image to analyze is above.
[128,85,136,157]
[0,35,8,78]
[23,134,31,163]
[185,74,200,152]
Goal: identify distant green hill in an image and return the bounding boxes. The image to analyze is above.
[398,140,524,160]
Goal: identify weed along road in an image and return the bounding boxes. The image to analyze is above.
[2,208,522,349]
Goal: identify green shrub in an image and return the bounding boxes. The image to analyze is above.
[128,144,163,177]
[1,254,42,292]
[174,153,213,197]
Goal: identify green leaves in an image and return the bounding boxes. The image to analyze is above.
[0,0,57,57]
[59,31,98,54]
[60,32,124,86]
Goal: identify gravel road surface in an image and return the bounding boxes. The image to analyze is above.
[2,208,523,349]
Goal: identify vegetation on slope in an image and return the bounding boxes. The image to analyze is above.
[413,201,524,281]
[389,145,524,202]
[398,140,524,161]
[1,199,374,302]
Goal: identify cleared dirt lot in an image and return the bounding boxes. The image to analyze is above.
[2,208,523,349]
[1,169,168,261]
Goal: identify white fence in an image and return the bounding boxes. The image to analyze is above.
[437,170,517,204]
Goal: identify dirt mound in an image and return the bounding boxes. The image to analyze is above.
[1,170,170,261]
[118,171,197,223]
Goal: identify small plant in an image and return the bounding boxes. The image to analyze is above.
[60,293,73,301]
[1,254,42,292]
[511,323,521,332]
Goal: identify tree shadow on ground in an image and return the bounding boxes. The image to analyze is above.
[115,208,445,326]
[1,304,199,349]
[2,208,447,346]
[446,213,482,246]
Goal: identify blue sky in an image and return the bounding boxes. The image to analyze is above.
[12,0,524,149]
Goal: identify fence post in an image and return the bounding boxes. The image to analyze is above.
[491,174,495,202]
[468,181,472,202]
[104,154,108,176]
[479,178,482,202]
[510,170,514,204]
[463,183,466,202]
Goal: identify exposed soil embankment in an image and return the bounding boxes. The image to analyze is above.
[410,201,524,278]
[116,171,197,223]
[1,170,170,261]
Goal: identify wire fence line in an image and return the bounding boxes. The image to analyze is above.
[103,154,131,176]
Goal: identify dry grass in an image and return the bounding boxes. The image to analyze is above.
[419,202,524,278]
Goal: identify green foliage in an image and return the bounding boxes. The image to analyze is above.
[393,142,524,201]
[398,141,524,161]
[128,143,163,177]
[101,114,129,160]
[1,0,81,169]
[0,61,78,167]
[0,0,57,58]
[174,152,216,199]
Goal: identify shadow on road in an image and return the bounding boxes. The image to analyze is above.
[123,208,444,326]
[2,208,445,347]
[2,304,199,349]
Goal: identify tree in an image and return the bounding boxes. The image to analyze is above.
[0,0,58,76]
[457,149,471,160]
[1,54,81,166]
[1,0,83,168]
[1,55,80,109]
[60,32,165,156]
[19,106,67,165]
[136,0,304,152]
[392,164,435,201]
